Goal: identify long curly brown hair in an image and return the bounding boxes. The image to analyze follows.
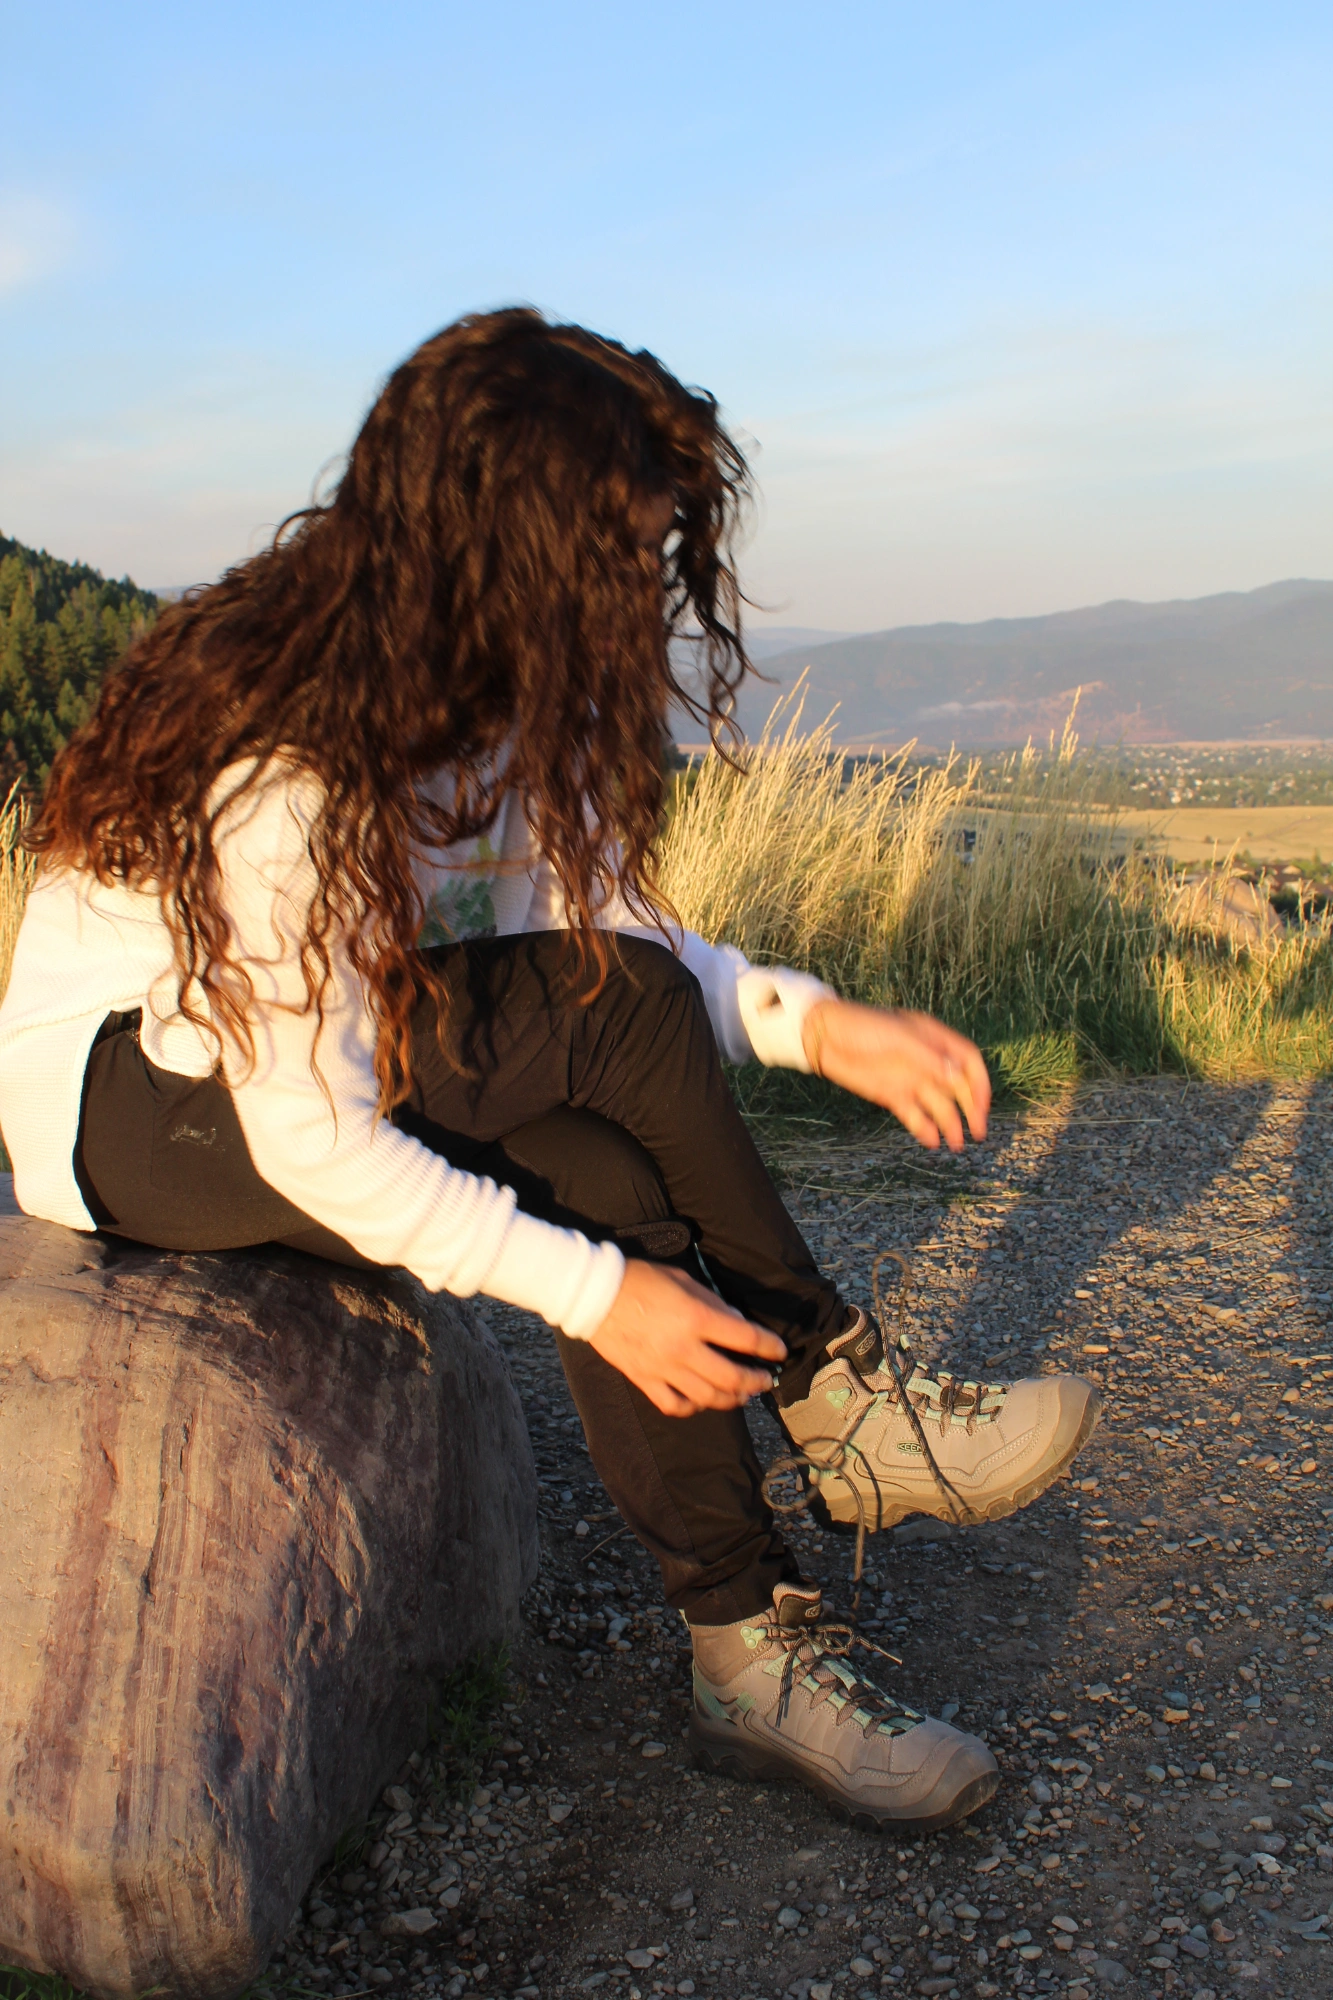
[31,308,753,1108]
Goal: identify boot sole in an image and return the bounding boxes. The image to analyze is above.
[805,1381,1103,1535]
[687,1714,999,1833]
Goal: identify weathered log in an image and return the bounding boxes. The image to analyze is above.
[0,1176,539,2000]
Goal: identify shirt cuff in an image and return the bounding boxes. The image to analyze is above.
[477,1207,626,1341]
[736,966,837,1071]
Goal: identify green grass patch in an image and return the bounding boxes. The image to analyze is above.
[982,1030,1085,1102]
[0,1972,85,2000]
[425,1645,512,1805]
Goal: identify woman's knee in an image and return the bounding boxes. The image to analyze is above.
[502,1105,683,1247]
[607,932,698,997]
[597,934,710,1054]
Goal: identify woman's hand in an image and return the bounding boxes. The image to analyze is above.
[588,1259,787,1418]
[802,998,990,1151]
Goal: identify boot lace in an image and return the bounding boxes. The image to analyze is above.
[759,1251,1018,1731]
[896,1356,1007,1436]
[784,1250,1008,1527]
[767,1621,923,1739]
[760,1263,932,1736]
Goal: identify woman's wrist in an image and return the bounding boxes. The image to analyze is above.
[736,966,838,1071]
[800,997,838,1077]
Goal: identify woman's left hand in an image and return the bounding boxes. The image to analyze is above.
[801,998,990,1152]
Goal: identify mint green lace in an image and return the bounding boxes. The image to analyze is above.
[897,1359,1007,1435]
[770,1625,923,1740]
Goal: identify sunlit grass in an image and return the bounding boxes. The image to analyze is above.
[659,690,1333,1091]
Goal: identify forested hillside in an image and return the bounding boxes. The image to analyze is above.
[0,533,160,794]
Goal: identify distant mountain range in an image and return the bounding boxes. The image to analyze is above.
[724,580,1333,748]
[9,533,1332,772]
[741,625,851,661]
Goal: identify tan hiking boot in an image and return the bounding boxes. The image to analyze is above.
[780,1309,1101,1533]
[687,1580,998,1832]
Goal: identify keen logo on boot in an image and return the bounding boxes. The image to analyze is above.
[824,1305,884,1376]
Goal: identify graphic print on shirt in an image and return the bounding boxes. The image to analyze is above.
[418,835,500,945]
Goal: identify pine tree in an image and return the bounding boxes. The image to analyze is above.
[0,534,160,792]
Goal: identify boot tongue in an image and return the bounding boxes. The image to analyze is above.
[824,1306,884,1379]
[772,1580,823,1631]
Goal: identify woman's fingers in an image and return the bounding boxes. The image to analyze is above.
[661,1370,751,1412]
[705,1318,788,1364]
[641,1380,696,1418]
[647,1329,774,1402]
[644,1384,736,1418]
[913,1018,992,1138]
[900,1105,942,1149]
[919,1023,991,1140]
[684,1345,776,1398]
[912,1076,970,1152]
[871,1071,957,1149]
[623,1358,758,1419]
[804,998,991,1146]
[587,1258,785,1417]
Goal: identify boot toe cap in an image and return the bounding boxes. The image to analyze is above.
[893,1719,999,1824]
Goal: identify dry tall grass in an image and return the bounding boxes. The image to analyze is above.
[0,788,35,1018]
[660,693,1333,1091]
[0,790,37,1170]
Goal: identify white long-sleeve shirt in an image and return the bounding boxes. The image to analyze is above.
[0,761,833,1339]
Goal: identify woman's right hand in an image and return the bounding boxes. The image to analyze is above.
[587,1259,788,1418]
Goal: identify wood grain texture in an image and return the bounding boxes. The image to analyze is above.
[0,1188,539,2000]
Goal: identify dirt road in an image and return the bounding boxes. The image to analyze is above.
[262,1080,1333,2000]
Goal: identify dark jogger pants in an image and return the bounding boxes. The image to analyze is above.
[76,931,846,1623]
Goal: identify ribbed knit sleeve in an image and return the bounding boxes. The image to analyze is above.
[211,772,624,1338]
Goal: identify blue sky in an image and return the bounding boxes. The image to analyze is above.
[3,1,1330,629]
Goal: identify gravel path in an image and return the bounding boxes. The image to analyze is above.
[261,1079,1333,2000]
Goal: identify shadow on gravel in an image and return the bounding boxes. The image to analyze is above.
[945,1079,1277,1350]
[1280,1079,1333,1347]
[851,1081,1285,1740]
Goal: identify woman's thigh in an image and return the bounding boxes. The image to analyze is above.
[76,1021,354,1254]
[401,930,689,1139]
[76,979,699,1264]
[79,935,839,1372]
